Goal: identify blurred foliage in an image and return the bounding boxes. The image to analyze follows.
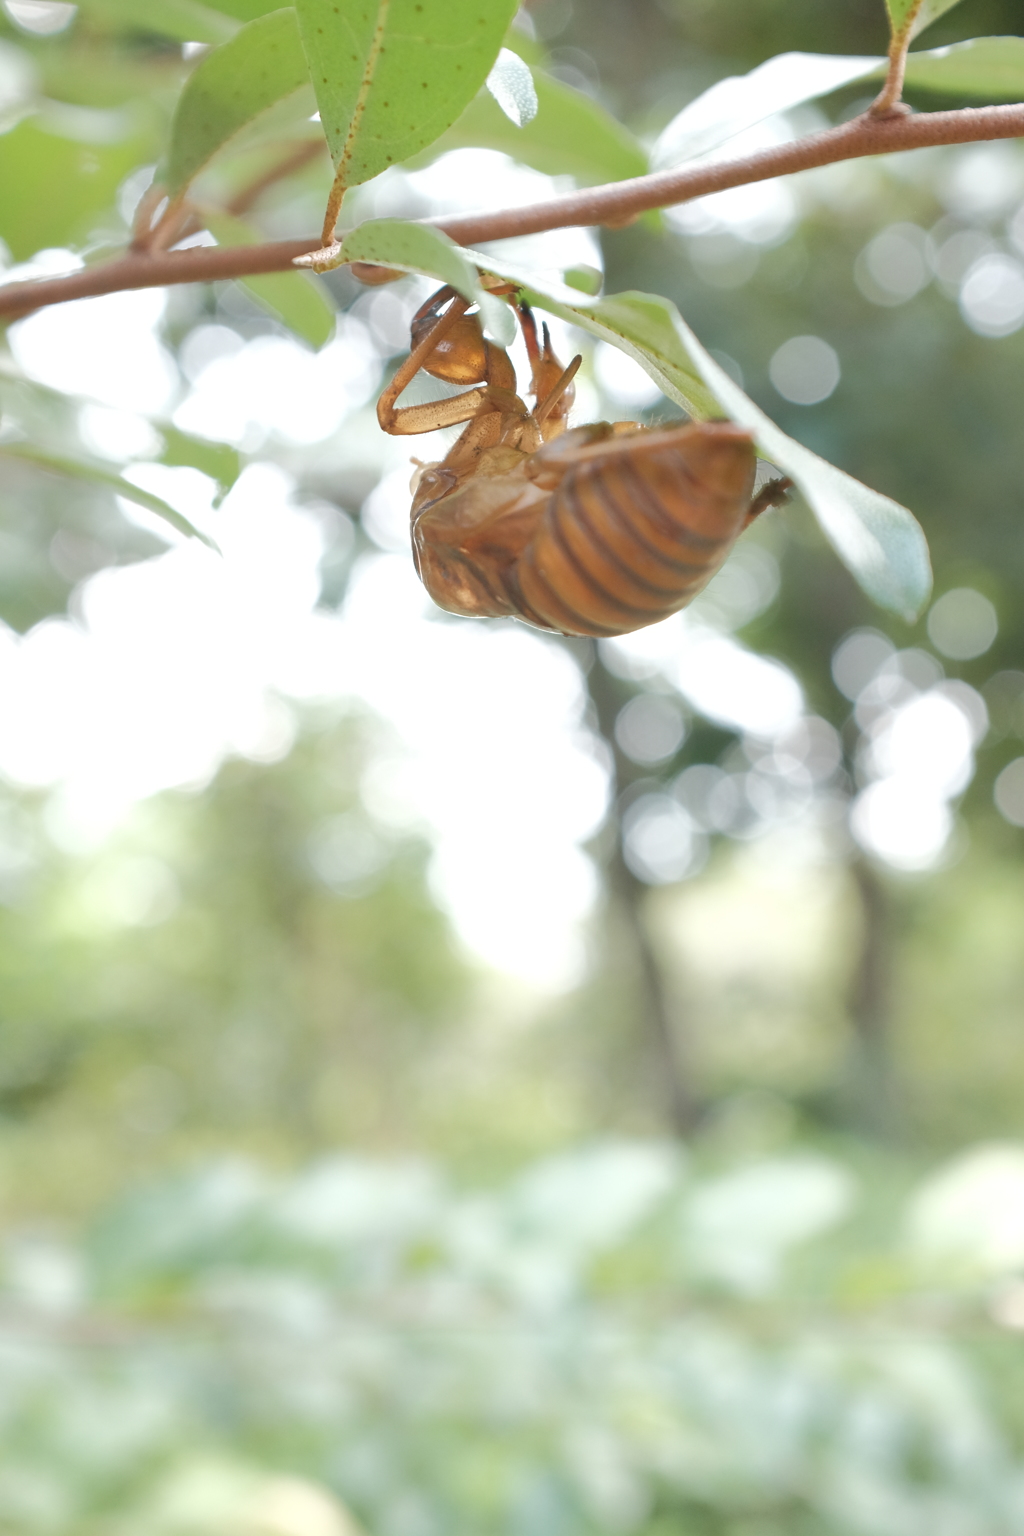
[0,709,474,1212]
[3,1140,1024,1535]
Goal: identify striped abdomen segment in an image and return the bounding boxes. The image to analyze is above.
[512,421,758,638]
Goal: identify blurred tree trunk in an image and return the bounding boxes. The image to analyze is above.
[582,648,698,1136]
[844,856,900,1138]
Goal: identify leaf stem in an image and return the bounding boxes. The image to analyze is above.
[1,100,1022,320]
[870,26,914,118]
[320,179,346,248]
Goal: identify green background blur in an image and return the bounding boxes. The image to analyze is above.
[2,0,1024,1532]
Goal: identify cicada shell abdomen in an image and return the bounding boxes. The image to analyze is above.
[411,469,548,621]
[511,420,758,638]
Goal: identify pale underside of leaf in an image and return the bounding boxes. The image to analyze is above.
[485,48,538,128]
[163,8,312,198]
[337,220,516,346]
[0,444,217,548]
[336,0,389,189]
[651,35,1018,172]
[456,252,931,619]
[651,51,884,170]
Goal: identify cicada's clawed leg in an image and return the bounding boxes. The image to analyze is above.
[377,293,486,436]
[535,355,582,427]
[518,301,542,372]
[746,475,792,523]
[517,301,577,438]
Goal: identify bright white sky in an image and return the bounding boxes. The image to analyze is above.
[0,146,1004,985]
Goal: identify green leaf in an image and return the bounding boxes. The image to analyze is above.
[158,427,241,504]
[462,257,932,619]
[885,0,967,43]
[416,68,648,185]
[205,211,336,348]
[652,51,884,170]
[0,444,218,548]
[903,36,1024,97]
[238,269,336,350]
[0,363,242,507]
[75,0,240,44]
[564,265,603,296]
[485,48,537,127]
[338,219,516,346]
[0,111,159,261]
[163,8,312,198]
[293,0,518,191]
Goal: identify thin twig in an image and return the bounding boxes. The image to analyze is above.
[227,139,327,218]
[136,140,327,256]
[146,202,202,255]
[130,182,172,253]
[0,102,1022,321]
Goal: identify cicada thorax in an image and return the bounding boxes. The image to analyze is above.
[506,420,759,638]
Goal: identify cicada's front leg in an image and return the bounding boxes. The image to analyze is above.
[376,286,521,439]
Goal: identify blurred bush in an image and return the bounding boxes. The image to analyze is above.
[2,1139,1024,1535]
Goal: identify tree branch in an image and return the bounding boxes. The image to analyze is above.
[431,103,1024,244]
[0,102,1021,321]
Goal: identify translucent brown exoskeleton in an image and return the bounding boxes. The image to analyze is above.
[376,283,789,639]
